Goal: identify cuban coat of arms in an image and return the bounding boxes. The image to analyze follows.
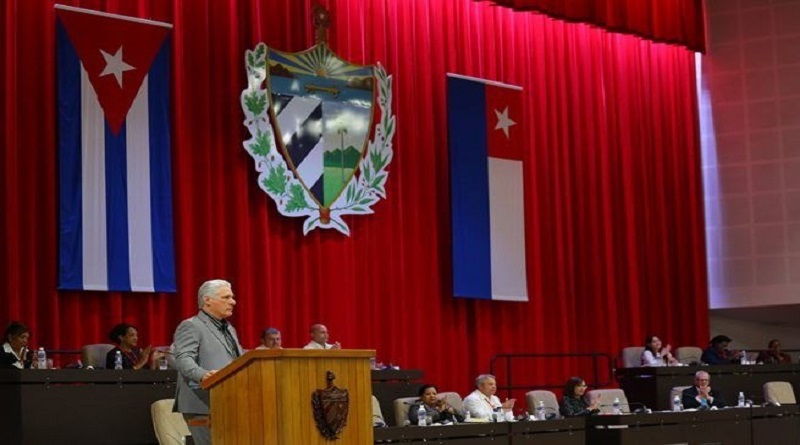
[241,9,394,235]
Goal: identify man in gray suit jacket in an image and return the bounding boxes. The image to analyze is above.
[174,279,242,445]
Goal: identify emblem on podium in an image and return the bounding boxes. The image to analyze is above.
[312,370,350,440]
[241,6,395,235]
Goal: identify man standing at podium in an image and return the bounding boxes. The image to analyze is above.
[174,279,243,445]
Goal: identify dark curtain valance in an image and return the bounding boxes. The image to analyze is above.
[487,0,706,52]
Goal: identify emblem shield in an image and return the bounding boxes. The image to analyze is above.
[267,44,374,211]
[312,371,350,440]
[241,40,394,235]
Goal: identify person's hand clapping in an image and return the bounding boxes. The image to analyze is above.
[135,345,153,370]
[330,341,341,349]
[501,398,516,410]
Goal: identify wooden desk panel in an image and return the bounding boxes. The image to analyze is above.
[0,369,176,445]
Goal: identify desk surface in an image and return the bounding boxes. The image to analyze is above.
[0,368,177,383]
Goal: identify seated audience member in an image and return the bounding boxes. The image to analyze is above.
[303,324,341,350]
[560,377,601,417]
[105,323,154,370]
[256,327,283,350]
[701,335,743,365]
[1,321,32,369]
[462,374,515,419]
[407,384,466,425]
[641,334,679,366]
[756,339,791,364]
[682,370,726,409]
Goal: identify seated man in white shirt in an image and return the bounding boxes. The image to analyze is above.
[462,374,515,420]
[255,327,282,350]
[303,323,341,350]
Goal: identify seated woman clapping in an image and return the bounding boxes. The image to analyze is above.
[407,384,466,425]
[560,377,601,417]
[105,323,155,370]
[641,335,679,366]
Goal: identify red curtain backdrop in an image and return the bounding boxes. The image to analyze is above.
[1,0,708,400]
[487,0,707,53]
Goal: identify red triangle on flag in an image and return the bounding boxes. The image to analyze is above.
[55,6,171,135]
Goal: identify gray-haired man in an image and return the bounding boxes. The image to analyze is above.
[173,279,242,445]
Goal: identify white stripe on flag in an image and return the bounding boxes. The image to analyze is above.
[295,139,325,186]
[126,75,155,292]
[80,65,108,291]
[488,157,527,301]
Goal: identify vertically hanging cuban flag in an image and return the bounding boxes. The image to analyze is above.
[56,5,176,292]
[447,73,527,302]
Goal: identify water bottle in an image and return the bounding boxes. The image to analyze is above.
[417,405,427,426]
[737,391,745,407]
[740,350,747,365]
[114,350,123,370]
[494,407,504,422]
[464,411,471,422]
[672,395,682,412]
[536,400,546,420]
[36,347,46,370]
[612,397,621,415]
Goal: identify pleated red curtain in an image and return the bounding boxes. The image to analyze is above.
[487,0,706,52]
[1,0,708,398]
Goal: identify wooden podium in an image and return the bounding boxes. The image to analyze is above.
[202,349,375,444]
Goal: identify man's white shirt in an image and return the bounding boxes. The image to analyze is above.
[303,341,334,350]
[463,389,501,419]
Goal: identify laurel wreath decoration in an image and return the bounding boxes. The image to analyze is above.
[241,43,394,235]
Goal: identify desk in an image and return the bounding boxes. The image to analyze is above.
[509,417,585,445]
[751,405,800,445]
[616,364,800,410]
[0,369,176,445]
[372,369,423,426]
[587,408,750,445]
[374,423,508,444]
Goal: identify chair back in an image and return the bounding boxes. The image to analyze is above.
[675,346,702,365]
[372,395,387,426]
[80,343,115,368]
[670,386,692,404]
[586,388,630,414]
[393,396,419,426]
[621,347,645,368]
[151,398,190,445]
[764,381,796,404]
[525,390,560,419]
[438,392,464,412]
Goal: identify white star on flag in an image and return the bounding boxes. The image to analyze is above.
[99,46,135,88]
[494,106,516,139]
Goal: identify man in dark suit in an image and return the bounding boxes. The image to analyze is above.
[682,370,726,409]
[173,279,243,445]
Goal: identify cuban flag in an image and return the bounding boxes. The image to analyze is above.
[56,5,176,292]
[447,74,528,302]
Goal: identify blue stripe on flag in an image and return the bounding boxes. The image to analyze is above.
[448,76,492,299]
[57,21,84,290]
[148,38,176,292]
[105,123,131,291]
